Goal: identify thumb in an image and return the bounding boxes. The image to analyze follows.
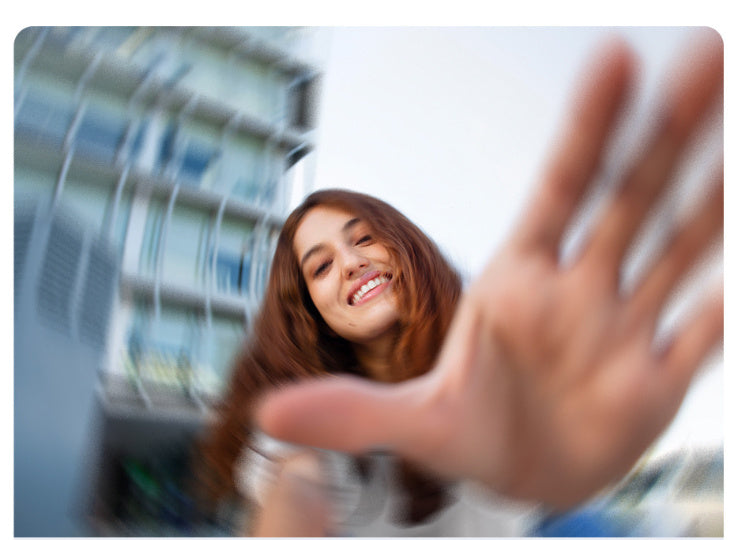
[255,375,434,456]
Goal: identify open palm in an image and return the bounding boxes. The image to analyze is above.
[257,33,723,509]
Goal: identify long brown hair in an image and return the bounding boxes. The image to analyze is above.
[196,189,463,521]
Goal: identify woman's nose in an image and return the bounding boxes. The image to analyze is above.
[341,248,369,279]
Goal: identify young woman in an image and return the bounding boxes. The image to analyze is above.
[198,189,472,535]
[200,30,723,536]
[257,32,723,511]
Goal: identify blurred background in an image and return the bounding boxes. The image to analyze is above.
[14,26,321,536]
[13,26,723,536]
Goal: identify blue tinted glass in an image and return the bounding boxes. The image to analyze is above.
[128,119,146,161]
[15,92,74,141]
[179,145,216,184]
[214,250,241,292]
[158,124,176,170]
[76,108,127,160]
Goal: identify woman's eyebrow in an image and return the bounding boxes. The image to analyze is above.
[299,218,363,269]
[300,243,325,269]
[343,217,361,232]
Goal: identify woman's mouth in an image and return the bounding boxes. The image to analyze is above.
[349,272,392,306]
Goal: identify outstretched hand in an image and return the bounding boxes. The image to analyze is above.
[256,32,723,509]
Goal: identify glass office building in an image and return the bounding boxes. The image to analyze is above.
[15,26,320,535]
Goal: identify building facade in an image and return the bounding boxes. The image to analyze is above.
[14,26,320,535]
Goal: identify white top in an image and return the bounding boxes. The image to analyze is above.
[237,431,539,536]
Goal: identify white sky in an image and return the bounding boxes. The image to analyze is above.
[309,26,696,276]
[304,26,724,459]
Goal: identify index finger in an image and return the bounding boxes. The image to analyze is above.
[513,38,635,258]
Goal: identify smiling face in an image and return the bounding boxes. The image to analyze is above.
[293,206,401,349]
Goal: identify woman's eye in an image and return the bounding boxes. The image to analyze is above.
[314,260,332,277]
[356,234,372,245]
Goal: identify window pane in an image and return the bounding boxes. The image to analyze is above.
[84,27,138,54]
[15,88,75,143]
[177,40,226,99]
[124,302,203,391]
[213,215,254,295]
[221,56,283,120]
[109,185,133,258]
[14,164,56,200]
[58,167,116,232]
[160,202,211,289]
[138,198,166,278]
[251,226,280,300]
[74,101,128,162]
[199,314,245,396]
[171,118,221,189]
[217,132,266,202]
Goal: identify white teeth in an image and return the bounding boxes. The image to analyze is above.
[351,275,389,305]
